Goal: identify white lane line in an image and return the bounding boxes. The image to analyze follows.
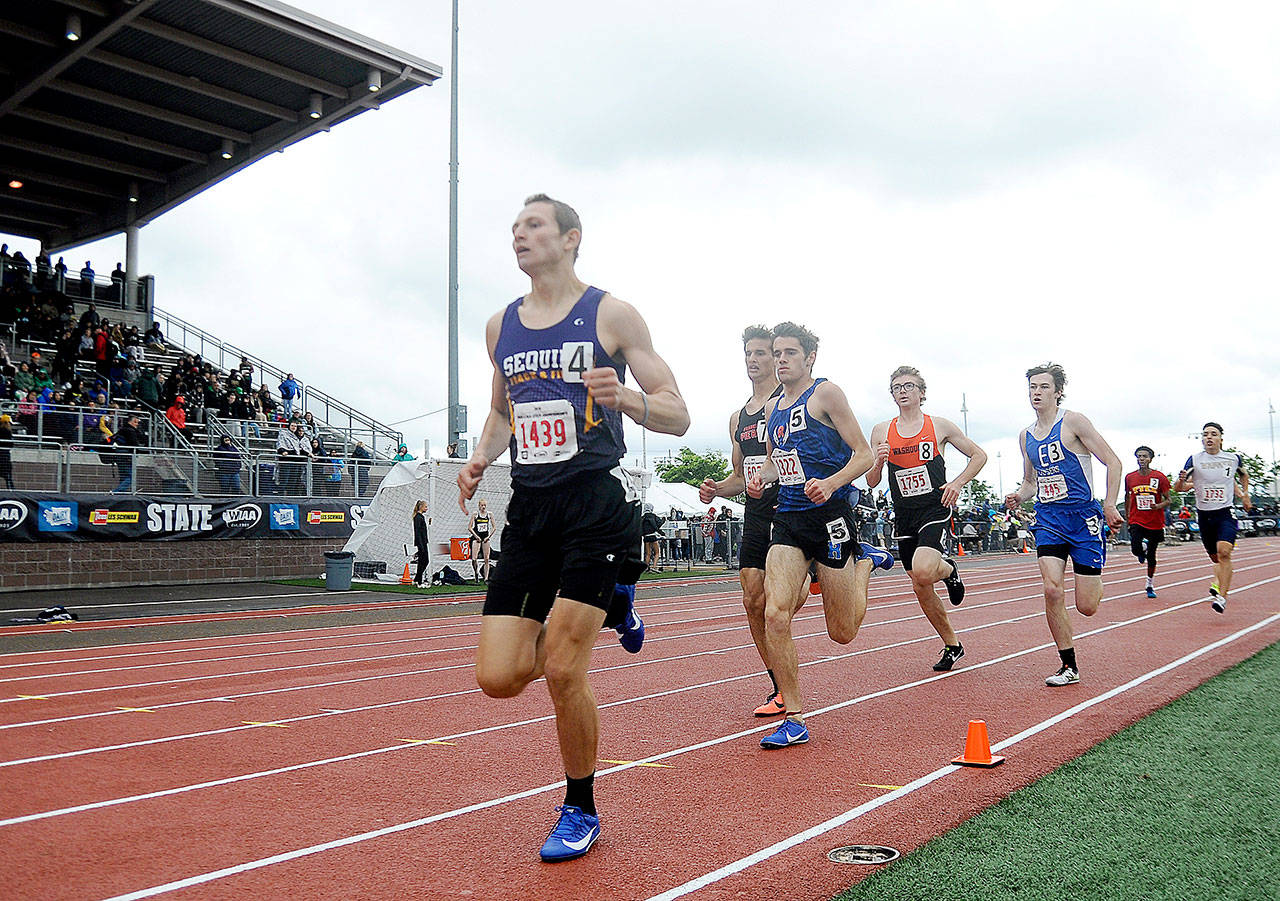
[7,570,1273,850]
[0,557,1263,751]
[644,611,1280,901]
[95,595,1280,901]
[0,554,1224,702]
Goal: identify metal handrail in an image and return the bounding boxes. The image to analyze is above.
[152,307,402,457]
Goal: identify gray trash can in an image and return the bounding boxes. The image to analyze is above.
[324,551,354,591]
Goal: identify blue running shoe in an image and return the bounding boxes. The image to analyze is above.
[611,584,644,653]
[1145,587,1157,599]
[539,805,601,862]
[858,543,895,572]
[760,717,809,749]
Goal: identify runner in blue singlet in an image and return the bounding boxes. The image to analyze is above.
[745,322,892,750]
[1005,363,1123,688]
[458,194,690,863]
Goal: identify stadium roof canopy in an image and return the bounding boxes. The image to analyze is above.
[0,0,441,253]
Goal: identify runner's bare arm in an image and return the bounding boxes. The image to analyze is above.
[588,295,690,436]
[806,381,873,503]
[1005,430,1035,509]
[458,313,511,510]
[1237,463,1252,511]
[865,420,890,489]
[1154,474,1171,509]
[1066,411,1124,527]
[935,416,988,508]
[702,410,745,503]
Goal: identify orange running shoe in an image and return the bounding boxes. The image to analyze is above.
[753,692,786,717]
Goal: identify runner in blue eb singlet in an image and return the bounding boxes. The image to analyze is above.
[1006,363,1123,688]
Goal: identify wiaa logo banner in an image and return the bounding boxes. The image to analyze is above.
[222,504,262,528]
[0,500,28,531]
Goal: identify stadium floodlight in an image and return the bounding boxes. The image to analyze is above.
[127,181,139,203]
[66,14,81,41]
[366,67,382,92]
[8,180,22,190]
[308,92,323,119]
[220,139,234,160]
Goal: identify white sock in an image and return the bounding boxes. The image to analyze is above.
[1146,577,1153,589]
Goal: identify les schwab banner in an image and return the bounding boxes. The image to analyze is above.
[0,495,368,542]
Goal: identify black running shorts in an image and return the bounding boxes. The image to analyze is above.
[738,507,775,571]
[770,499,856,570]
[892,504,952,571]
[483,468,639,621]
[1197,507,1237,554]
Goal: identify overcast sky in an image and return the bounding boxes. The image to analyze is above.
[7,1,1279,496]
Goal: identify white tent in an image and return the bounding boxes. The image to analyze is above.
[645,480,744,519]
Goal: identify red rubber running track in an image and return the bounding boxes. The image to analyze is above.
[1,541,1277,900]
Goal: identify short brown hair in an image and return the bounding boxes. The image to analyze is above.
[741,325,772,347]
[524,193,582,260]
[889,365,926,396]
[772,322,819,357]
[1025,362,1066,399]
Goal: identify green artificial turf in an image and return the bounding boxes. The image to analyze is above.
[836,641,1280,901]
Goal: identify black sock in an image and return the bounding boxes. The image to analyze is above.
[1059,647,1077,671]
[767,668,778,694]
[564,774,596,815]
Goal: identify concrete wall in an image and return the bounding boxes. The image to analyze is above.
[0,537,346,592]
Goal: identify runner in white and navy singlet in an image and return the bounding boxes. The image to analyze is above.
[1174,422,1252,612]
[1025,409,1106,571]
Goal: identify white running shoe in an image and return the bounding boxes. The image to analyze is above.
[1045,665,1080,686]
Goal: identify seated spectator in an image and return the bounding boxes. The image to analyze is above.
[392,444,415,462]
[144,322,166,350]
[31,365,53,390]
[301,410,319,439]
[166,395,188,442]
[214,434,243,495]
[132,366,162,410]
[13,362,34,396]
[16,389,39,432]
[78,302,100,332]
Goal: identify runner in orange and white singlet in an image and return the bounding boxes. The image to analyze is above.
[866,366,987,673]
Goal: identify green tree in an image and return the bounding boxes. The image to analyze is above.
[655,447,730,487]
[959,479,996,508]
[1226,447,1267,500]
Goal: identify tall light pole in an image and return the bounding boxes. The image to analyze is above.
[997,449,1003,497]
[960,393,969,436]
[446,0,462,451]
[1270,399,1276,504]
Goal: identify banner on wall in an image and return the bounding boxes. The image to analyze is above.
[0,496,369,542]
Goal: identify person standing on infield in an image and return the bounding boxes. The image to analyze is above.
[1173,423,1251,612]
[1124,445,1171,598]
[746,322,893,749]
[458,194,689,862]
[1004,363,1123,687]
[699,325,797,718]
[866,365,987,672]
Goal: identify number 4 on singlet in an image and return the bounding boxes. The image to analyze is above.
[561,341,594,383]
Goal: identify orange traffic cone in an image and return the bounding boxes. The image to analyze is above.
[952,719,1005,767]
[956,542,966,557]
[400,563,413,585]
[1020,541,1029,555]
[809,580,822,596]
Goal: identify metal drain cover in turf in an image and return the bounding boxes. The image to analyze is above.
[827,845,900,864]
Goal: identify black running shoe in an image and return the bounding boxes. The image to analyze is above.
[941,557,965,606]
[933,644,965,672]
